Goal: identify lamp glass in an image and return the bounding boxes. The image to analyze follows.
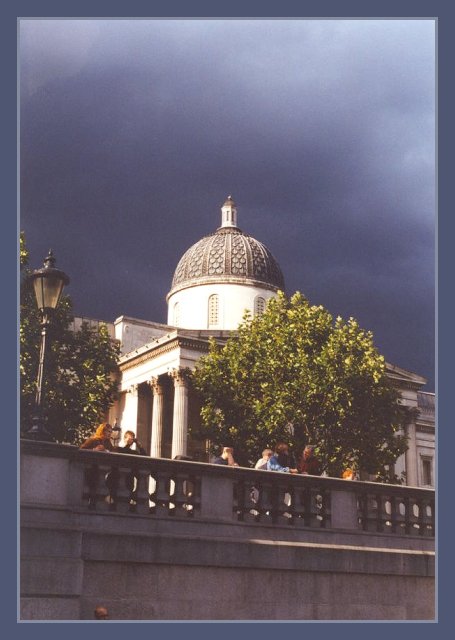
[33,274,65,311]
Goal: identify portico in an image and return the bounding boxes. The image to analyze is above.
[110,323,232,460]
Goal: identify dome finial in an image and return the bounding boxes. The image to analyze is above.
[221,195,237,228]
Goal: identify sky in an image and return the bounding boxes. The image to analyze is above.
[19,18,435,390]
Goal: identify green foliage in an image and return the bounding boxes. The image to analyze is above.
[192,291,408,476]
[20,233,120,443]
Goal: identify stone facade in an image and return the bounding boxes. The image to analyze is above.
[103,317,435,488]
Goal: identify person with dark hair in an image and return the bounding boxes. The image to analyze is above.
[117,430,147,455]
[114,430,147,506]
[267,442,298,473]
[213,446,239,466]
[94,605,109,620]
[298,445,322,475]
[80,423,113,451]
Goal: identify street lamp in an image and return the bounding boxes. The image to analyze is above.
[111,420,121,448]
[26,250,70,440]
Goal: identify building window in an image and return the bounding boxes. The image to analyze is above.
[173,302,180,326]
[421,456,433,486]
[254,296,266,316]
[208,294,219,327]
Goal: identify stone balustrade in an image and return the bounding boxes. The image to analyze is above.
[21,440,434,539]
[20,440,435,620]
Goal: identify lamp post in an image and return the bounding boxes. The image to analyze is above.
[26,250,70,440]
[111,420,121,448]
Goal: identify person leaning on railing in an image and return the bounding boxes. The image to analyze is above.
[254,448,273,470]
[213,446,239,466]
[116,430,147,455]
[342,468,357,480]
[79,423,114,451]
[267,442,298,473]
[297,445,322,476]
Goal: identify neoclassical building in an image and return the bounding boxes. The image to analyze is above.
[86,196,434,487]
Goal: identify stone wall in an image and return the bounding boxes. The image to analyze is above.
[20,441,435,621]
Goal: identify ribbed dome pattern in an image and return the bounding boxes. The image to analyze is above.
[169,226,285,293]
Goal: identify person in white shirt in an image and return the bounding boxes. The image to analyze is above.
[254,448,273,470]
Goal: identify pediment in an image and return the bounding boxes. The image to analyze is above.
[385,362,427,389]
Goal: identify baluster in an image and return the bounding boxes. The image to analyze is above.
[375,493,383,532]
[235,480,246,521]
[248,483,260,520]
[318,488,329,528]
[278,485,291,523]
[355,494,362,529]
[84,463,100,509]
[418,498,427,536]
[147,473,158,514]
[124,463,140,512]
[173,474,191,515]
[251,482,262,522]
[133,467,149,514]
[183,474,197,517]
[168,476,177,515]
[285,484,295,525]
[104,465,120,511]
[260,481,273,523]
[404,496,411,535]
[390,495,397,533]
[270,483,281,524]
[429,498,435,536]
[302,486,312,527]
[360,493,368,531]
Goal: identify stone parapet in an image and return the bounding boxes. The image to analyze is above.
[20,441,435,621]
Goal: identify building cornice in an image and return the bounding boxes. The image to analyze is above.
[416,425,435,434]
[385,362,427,390]
[389,378,425,391]
[167,276,281,300]
[119,335,211,372]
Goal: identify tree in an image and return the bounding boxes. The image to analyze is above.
[20,232,120,443]
[192,291,408,477]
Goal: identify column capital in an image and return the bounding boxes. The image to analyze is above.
[168,368,191,387]
[127,383,139,395]
[148,376,164,395]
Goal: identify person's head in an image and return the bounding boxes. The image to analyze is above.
[275,442,289,455]
[94,605,109,620]
[262,448,273,459]
[303,445,315,459]
[221,446,234,459]
[124,430,135,445]
[95,423,112,439]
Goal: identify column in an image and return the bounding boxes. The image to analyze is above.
[148,377,165,458]
[404,421,418,486]
[123,384,139,432]
[169,368,190,459]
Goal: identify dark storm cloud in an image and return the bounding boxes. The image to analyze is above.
[20,19,435,388]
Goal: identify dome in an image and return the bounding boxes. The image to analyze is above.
[167,199,285,298]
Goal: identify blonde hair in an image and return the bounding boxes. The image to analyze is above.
[94,423,112,439]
